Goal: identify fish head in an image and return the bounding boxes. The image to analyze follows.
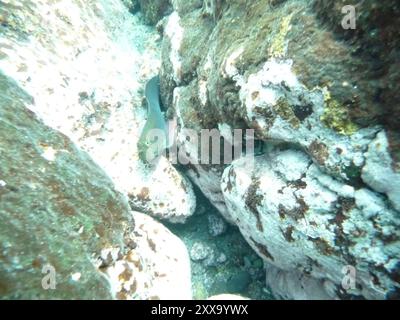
[137,126,167,164]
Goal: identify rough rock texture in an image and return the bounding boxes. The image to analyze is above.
[160,0,400,299]
[104,212,192,300]
[128,157,196,223]
[0,70,192,300]
[137,0,173,25]
[0,71,133,299]
[208,213,227,236]
[0,0,195,223]
[0,0,193,299]
[312,0,400,152]
[264,264,333,300]
[221,150,400,299]
[362,132,400,212]
[0,72,191,299]
[190,241,212,262]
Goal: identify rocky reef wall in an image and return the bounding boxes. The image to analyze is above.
[0,0,192,299]
[160,0,400,299]
[1,0,399,300]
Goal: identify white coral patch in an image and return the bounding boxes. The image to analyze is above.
[362,131,400,212]
[165,12,184,84]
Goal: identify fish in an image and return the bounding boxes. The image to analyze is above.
[137,75,168,164]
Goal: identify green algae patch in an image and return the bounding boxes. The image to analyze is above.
[268,13,294,58]
[321,90,358,135]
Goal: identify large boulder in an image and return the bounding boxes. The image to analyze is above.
[160,0,400,299]
[0,71,132,299]
[104,212,192,300]
[0,0,195,223]
[0,71,192,300]
[221,149,400,299]
[0,0,194,299]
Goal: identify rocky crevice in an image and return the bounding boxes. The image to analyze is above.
[1,0,399,300]
[0,0,193,299]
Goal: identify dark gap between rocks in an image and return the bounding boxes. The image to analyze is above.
[165,184,274,300]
